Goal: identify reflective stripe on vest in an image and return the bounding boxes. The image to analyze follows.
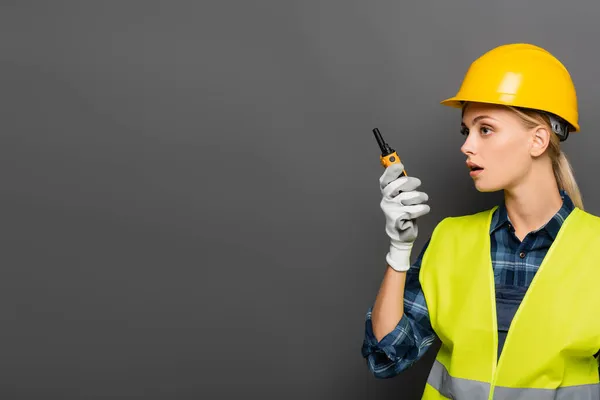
[427,359,489,399]
[428,359,600,400]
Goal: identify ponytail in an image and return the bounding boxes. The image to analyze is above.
[554,151,584,210]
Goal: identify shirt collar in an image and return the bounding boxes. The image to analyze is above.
[489,189,575,239]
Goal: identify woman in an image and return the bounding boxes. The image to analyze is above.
[361,43,600,399]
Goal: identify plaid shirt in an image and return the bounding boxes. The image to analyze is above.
[361,190,587,378]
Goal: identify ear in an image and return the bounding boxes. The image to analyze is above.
[530,126,550,157]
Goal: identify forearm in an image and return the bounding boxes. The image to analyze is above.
[361,241,435,377]
[371,265,407,342]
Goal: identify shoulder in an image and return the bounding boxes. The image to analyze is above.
[434,207,497,229]
[575,207,599,218]
[427,207,497,243]
[571,207,600,228]
[561,208,600,247]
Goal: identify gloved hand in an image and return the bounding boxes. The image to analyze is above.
[379,163,430,271]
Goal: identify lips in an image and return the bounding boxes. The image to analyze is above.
[466,161,483,171]
[467,161,484,178]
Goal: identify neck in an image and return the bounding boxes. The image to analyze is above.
[503,162,562,240]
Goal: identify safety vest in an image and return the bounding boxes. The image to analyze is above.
[418,206,600,399]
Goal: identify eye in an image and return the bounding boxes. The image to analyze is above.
[460,125,469,136]
[480,126,493,135]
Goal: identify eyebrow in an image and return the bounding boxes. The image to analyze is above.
[461,115,497,125]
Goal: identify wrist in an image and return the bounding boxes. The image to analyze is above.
[385,240,413,272]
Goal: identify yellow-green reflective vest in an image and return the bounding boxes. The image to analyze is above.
[419,206,600,400]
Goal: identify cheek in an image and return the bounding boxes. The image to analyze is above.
[486,138,530,176]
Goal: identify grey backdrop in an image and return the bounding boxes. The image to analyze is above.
[2,1,600,399]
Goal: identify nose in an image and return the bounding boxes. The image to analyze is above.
[461,132,476,156]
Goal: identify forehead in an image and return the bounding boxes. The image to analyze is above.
[462,102,511,122]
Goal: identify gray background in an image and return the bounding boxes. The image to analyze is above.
[1,1,599,399]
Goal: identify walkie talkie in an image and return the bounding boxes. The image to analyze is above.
[372,127,407,176]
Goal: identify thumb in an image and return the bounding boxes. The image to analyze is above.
[379,163,405,189]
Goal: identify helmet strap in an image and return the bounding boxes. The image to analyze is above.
[546,113,570,142]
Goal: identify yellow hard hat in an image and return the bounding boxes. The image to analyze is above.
[441,43,580,133]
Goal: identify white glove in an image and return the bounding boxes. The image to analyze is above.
[379,163,430,271]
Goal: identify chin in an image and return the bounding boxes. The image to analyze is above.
[473,180,503,193]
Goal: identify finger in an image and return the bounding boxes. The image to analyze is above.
[381,176,421,198]
[379,163,405,189]
[396,204,431,219]
[395,191,428,205]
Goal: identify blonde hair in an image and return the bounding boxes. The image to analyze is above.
[507,106,584,210]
